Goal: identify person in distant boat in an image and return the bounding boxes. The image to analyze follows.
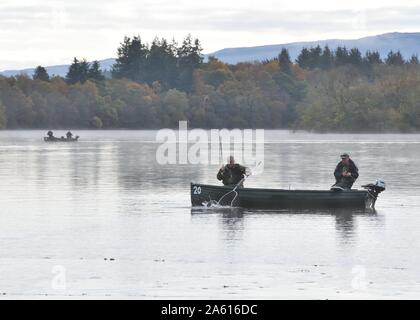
[46,131,55,140]
[332,153,359,190]
[217,156,249,187]
[66,131,73,139]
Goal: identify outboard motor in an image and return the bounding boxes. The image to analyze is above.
[362,179,386,208]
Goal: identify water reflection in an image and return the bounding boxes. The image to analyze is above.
[191,207,245,243]
[191,206,380,245]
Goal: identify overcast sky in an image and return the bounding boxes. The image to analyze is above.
[1,0,420,70]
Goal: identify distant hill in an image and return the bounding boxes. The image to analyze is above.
[0,58,116,78]
[208,32,420,64]
[2,32,420,77]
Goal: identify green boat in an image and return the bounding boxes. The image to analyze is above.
[190,181,385,209]
[44,136,79,142]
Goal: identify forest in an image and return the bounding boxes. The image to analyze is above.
[1,35,420,132]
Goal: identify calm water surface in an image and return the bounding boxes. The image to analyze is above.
[0,130,419,299]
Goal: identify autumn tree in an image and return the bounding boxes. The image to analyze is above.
[158,89,188,127]
[2,36,420,132]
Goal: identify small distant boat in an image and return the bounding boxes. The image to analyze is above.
[44,136,79,142]
[191,181,385,209]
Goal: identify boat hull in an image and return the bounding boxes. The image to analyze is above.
[191,183,372,209]
[44,136,79,142]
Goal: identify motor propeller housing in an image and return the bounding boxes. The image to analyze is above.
[362,179,386,208]
[362,179,386,193]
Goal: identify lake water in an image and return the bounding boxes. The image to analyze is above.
[0,130,419,299]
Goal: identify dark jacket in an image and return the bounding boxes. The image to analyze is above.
[334,159,359,183]
[217,164,247,186]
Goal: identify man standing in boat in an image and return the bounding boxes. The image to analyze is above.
[333,153,359,190]
[217,156,249,187]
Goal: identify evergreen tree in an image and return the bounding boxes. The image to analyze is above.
[145,37,178,88]
[112,36,148,82]
[348,48,363,66]
[409,54,419,65]
[297,46,322,69]
[33,66,50,81]
[296,48,311,69]
[364,50,382,64]
[88,61,105,81]
[79,59,90,82]
[278,48,292,73]
[335,46,349,66]
[320,46,334,70]
[66,58,81,84]
[385,50,405,66]
[176,35,203,92]
[309,45,322,68]
[66,58,90,84]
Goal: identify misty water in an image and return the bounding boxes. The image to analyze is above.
[0,130,419,299]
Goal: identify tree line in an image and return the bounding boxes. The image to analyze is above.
[1,36,420,132]
[292,46,419,70]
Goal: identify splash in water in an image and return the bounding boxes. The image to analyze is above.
[200,200,237,209]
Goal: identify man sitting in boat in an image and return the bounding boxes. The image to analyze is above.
[66,131,73,140]
[217,156,249,187]
[46,131,55,140]
[332,153,359,190]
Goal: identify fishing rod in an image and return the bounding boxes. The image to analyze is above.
[219,134,223,167]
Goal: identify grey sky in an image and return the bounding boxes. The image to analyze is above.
[1,0,420,69]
